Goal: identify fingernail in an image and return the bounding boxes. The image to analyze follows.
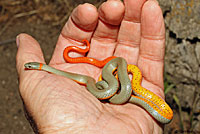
[16,35,20,48]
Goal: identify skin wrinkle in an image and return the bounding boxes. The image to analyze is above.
[32,77,54,117]
[39,98,59,126]
[20,78,34,108]
[140,41,165,57]
[63,82,92,104]
[127,116,143,134]
[73,85,101,110]
[123,0,147,21]
[118,119,132,134]
[20,78,31,103]
[16,58,23,75]
[22,52,44,64]
[132,117,145,134]
[100,107,118,131]
[18,36,44,58]
[86,108,104,133]
[94,106,104,122]
[141,76,164,98]
[59,64,98,80]
[120,19,141,28]
[113,47,139,65]
[141,4,164,39]
[22,103,39,134]
[139,65,164,91]
[60,64,93,77]
[82,66,93,76]
[46,91,68,115]
[141,35,165,40]
[28,75,81,118]
[64,92,98,118]
[117,40,140,48]
[80,98,101,115]
[32,86,48,114]
[61,34,88,46]
[93,7,120,38]
[127,105,154,133]
[118,114,139,134]
[61,17,94,41]
[107,113,135,134]
[19,50,44,63]
[123,16,141,23]
[19,71,34,92]
[68,104,103,133]
[101,113,117,133]
[145,117,154,134]
[40,119,82,134]
[118,20,141,42]
[70,16,96,33]
[92,39,116,47]
[127,106,154,134]
[44,76,76,96]
[22,72,46,100]
[24,84,45,125]
[73,110,90,128]
[60,32,88,44]
[152,122,159,134]
[93,20,119,40]
[23,50,44,60]
[81,64,97,77]
[88,39,116,60]
[38,86,91,133]
[92,36,117,43]
[60,88,84,105]
[139,53,164,62]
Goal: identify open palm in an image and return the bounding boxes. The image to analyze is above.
[16,0,165,133]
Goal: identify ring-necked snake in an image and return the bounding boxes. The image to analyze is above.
[24,40,173,124]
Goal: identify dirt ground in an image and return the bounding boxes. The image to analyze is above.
[0,0,199,134]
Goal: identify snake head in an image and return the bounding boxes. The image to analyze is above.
[24,62,41,70]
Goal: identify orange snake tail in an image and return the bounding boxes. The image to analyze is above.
[63,39,116,68]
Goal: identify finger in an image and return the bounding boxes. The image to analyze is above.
[114,0,147,64]
[49,3,99,64]
[87,0,125,60]
[138,0,165,89]
[16,33,45,76]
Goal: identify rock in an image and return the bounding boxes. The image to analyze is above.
[163,0,200,39]
[165,30,199,84]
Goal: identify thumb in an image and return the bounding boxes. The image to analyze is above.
[16,33,45,76]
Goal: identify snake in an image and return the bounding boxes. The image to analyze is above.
[24,57,173,124]
[24,40,173,124]
[62,40,173,123]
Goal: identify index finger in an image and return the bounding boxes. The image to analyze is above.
[49,3,98,65]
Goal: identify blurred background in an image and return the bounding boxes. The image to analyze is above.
[0,0,199,133]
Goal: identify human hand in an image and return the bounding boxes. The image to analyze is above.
[16,0,165,133]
